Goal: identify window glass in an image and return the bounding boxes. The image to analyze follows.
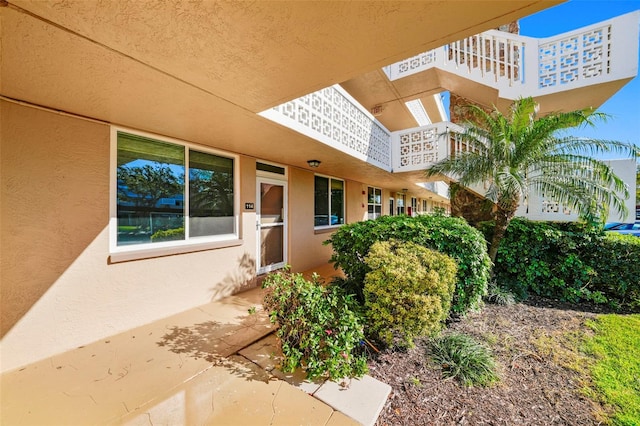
[314,176,329,226]
[189,150,234,237]
[116,131,235,248]
[256,162,285,175]
[117,134,185,246]
[331,179,344,226]
[314,176,344,227]
[367,187,382,220]
[396,193,405,215]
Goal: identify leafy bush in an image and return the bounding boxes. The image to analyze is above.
[583,233,640,310]
[363,240,457,348]
[262,269,368,381]
[430,332,499,387]
[151,227,185,242]
[325,214,491,314]
[479,218,639,309]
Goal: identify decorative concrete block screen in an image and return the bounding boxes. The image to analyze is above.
[392,122,467,173]
[538,25,611,88]
[383,11,638,100]
[398,126,439,168]
[260,85,392,171]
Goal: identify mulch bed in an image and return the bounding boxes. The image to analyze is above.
[369,298,614,425]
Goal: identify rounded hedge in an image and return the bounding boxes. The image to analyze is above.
[364,240,457,348]
[325,214,491,314]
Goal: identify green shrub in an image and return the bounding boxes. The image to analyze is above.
[262,269,368,381]
[479,218,639,309]
[583,233,640,310]
[325,214,491,314]
[151,227,185,242]
[363,240,457,348]
[430,332,499,387]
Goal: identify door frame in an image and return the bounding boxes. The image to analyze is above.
[256,175,288,274]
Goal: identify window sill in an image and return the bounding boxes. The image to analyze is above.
[314,226,340,235]
[109,238,243,263]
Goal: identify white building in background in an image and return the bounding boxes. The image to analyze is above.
[516,159,637,223]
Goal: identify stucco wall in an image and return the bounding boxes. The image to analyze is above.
[0,101,258,372]
[287,168,332,273]
[346,181,368,224]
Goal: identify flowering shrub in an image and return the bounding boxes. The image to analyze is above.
[262,269,368,380]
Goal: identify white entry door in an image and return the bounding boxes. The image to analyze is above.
[257,177,287,274]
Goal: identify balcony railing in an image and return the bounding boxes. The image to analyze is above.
[259,85,392,171]
[392,122,472,173]
[260,12,638,187]
[260,87,470,174]
[383,11,639,99]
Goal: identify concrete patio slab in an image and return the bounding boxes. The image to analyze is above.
[238,331,391,426]
[120,355,346,426]
[1,288,274,425]
[2,267,388,426]
[314,375,392,426]
[239,333,327,395]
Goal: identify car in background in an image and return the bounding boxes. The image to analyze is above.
[605,221,640,237]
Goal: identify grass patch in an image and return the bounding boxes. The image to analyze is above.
[585,314,640,425]
[529,325,591,374]
[431,332,499,387]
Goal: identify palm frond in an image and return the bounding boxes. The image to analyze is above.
[425,96,635,223]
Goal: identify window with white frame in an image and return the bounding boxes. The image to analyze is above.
[314,175,344,227]
[113,130,237,250]
[410,197,418,216]
[367,187,382,220]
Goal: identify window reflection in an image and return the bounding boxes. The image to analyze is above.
[117,134,185,246]
[116,132,235,247]
[189,150,234,237]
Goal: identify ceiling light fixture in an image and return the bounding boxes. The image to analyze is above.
[307,159,321,168]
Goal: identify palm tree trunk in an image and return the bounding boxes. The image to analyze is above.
[488,204,517,266]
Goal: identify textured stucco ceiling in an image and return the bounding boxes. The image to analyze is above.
[1,0,564,190]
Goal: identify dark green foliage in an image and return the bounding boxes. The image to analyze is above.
[583,233,640,310]
[430,332,500,387]
[262,269,368,381]
[151,227,185,242]
[363,240,457,348]
[325,214,491,314]
[479,218,639,309]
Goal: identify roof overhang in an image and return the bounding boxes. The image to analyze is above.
[1,0,563,186]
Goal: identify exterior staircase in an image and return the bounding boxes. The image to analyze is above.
[260,11,639,177]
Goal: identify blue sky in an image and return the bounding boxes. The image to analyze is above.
[520,0,640,159]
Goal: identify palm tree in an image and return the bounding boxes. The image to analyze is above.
[426,97,638,264]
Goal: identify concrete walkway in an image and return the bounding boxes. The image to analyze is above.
[1,265,390,425]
